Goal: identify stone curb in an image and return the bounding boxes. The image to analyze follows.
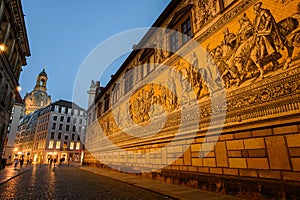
[80,167,244,200]
[0,168,31,185]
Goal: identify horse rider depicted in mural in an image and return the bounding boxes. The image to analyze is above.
[252,2,285,77]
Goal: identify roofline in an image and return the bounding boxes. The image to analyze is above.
[94,0,180,104]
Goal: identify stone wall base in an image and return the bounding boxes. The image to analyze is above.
[83,162,300,200]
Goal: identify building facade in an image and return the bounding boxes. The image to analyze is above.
[14,100,87,164]
[0,0,30,165]
[84,0,300,198]
[3,92,24,164]
[24,69,51,115]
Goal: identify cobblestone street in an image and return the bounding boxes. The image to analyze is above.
[0,165,173,200]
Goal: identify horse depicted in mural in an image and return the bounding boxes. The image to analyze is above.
[205,2,300,89]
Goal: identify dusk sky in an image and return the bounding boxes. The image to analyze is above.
[20,0,171,109]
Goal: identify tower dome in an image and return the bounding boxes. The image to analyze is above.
[24,68,52,115]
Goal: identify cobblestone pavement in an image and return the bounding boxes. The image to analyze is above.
[0,165,174,200]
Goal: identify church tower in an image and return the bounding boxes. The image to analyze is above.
[24,69,52,115]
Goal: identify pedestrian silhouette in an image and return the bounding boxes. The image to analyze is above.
[14,159,19,168]
[53,158,57,167]
[49,158,53,167]
[20,158,24,168]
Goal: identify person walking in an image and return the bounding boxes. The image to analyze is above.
[19,158,24,168]
[53,158,57,167]
[14,158,19,168]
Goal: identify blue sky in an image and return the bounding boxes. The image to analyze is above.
[20,0,171,108]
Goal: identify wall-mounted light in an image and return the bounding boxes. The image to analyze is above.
[17,86,22,92]
[0,44,5,52]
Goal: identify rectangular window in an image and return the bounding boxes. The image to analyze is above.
[104,98,110,112]
[50,132,55,139]
[181,17,192,44]
[61,107,65,114]
[65,108,68,114]
[53,116,57,121]
[72,134,75,140]
[58,106,62,113]
[64,134,68,140]
[73,118,77,124]
[58,132,62,139]
[73,125,76,132]
[68,108,72,115]
[52,123,56,130]
[56,141,61,149]
[67,117,71,123]
[80,111,84,116]
[60,116,64,122]
[59,124,63,130]
[77,135,80,141]
[70,142,74,150]
[48,140,54,149]
[66,125,70,131]
[79,118,82,124]
[63,142,67,148]
[170,31,179,52]
[124,72,133,94]
[76,142,80,150]
[54,106,59,113]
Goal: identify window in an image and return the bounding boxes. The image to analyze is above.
[77,135,81,141]
[104,95,110,112]
[112,84,120,104]
[76,142,80,150]
[64,134,68,140]
[181,17,192,44]
[53,116,57,121]
[60,116,64,122]
[124,71,133,94]
[59,124,63,130]
[56,141,61,149]
[65,107,68,114]
[68,108,72,115]
[70,142,74,150]
[61,107,65,114]
[170,31,179,52]
[71,134,75,140]
[48,140,54,149]
[97,102,102,118]
[50,132,55,139]
[58,106,62,113]
[220,0,236,11]
[73,125,76,132]
[73,118,77,124]
[63,142,67,148]
[58,132,62,139]
[168,8,193,53]
[74,109,78,116]
[66,125,70,132]
[54,106,59,113]
[79,119,82,124]
[67,117,71,123]
[80,110,84,116]
[52,123,56,130]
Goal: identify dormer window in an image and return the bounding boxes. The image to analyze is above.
[124,69,133,94]
[139,47,155,79]
[181,17,192,44]
[104,94,110,112]
[167,5,193,53]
